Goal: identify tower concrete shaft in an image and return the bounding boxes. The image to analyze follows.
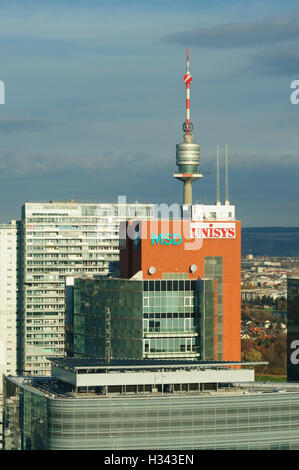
[173,48,203,205]
[184,179,192,205]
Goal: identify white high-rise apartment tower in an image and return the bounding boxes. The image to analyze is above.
[0,220,18,392]
[18,200,154,376]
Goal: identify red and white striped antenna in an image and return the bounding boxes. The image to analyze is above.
[183,48,193,136]
[174,48,202,205]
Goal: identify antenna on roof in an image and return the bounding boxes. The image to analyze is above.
[225,143,230,205]
[216,144,221,205]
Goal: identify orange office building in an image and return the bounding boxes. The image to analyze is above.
[120,214,241,362]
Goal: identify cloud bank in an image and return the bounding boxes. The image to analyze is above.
[161,12,299,48]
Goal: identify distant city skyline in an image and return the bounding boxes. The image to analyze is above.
[0,0,298,226]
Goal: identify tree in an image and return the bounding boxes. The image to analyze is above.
[244,349,263,362]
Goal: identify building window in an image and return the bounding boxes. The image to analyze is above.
[184,296,194,307]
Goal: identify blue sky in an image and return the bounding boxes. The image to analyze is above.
[0,0,298,226]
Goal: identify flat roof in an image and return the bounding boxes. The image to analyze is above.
[49,357,267,371]
[7,375,299,402]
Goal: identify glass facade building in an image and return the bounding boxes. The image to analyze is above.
[69,275,218,361]
[204,256,222,360]
[4,368,299,450]
[72,277,143,360]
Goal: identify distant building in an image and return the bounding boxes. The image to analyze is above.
[0,221,18,393]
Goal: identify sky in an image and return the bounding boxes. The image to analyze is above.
[0,0,299,226]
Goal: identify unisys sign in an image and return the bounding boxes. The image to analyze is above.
[190,222,236,239]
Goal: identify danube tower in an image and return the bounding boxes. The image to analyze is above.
[174,48,203,205]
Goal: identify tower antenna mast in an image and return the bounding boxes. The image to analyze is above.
[216,144,221,205]
[184,48,193,138]
[225,143,230,205]
[174,49,203,206]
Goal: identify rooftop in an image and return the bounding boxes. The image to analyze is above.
[6,374,299,401]
[48,357,266,371]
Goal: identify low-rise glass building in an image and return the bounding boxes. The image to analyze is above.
[3,358,299,450]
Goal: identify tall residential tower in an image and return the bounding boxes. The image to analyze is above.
[18,201,153,376]
[0,221,18,393]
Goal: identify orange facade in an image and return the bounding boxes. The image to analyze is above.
[120,219,241,362]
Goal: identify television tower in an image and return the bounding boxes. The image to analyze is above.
[174,48,202,205]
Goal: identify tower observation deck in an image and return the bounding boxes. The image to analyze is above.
[174,49,203,205]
